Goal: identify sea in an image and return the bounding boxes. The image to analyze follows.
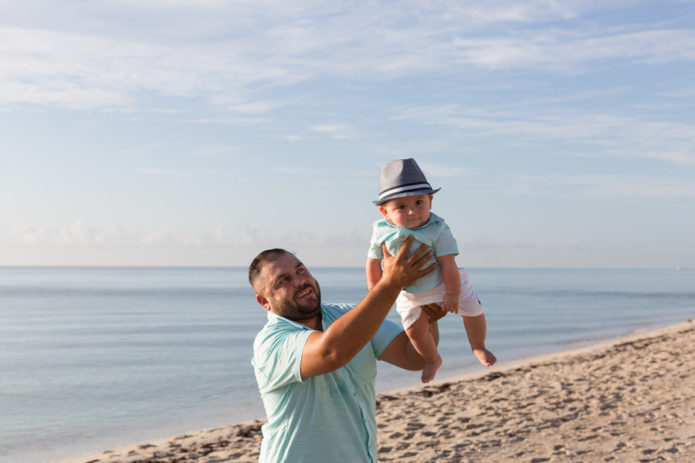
[1,266,693,463]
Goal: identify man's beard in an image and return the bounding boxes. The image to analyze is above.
[275,281,322,322]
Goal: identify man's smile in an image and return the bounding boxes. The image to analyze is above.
[296,286,314,299]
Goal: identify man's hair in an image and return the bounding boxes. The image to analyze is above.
[248,248,295,290]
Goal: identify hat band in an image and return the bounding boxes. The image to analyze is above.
[378,182,432,201]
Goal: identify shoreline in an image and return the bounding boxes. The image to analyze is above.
[56,319,695,462]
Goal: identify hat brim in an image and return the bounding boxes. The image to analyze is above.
[373,187,441,206]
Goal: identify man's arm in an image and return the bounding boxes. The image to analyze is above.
[378,303,445,370]
[300,236,435,378]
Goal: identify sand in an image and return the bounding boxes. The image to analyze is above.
[57,319,695,463]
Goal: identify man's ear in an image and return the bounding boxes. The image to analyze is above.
[256,294,271,312]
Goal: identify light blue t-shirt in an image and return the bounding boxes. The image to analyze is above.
[251,303,402,463]
[367,212,459,293]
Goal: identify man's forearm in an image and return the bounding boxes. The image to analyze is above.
[317,279,402,361]
[300,236,434,378]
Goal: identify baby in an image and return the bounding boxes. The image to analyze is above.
[366,158,496,383]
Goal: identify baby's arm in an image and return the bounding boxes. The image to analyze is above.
[366,257,383,290]
[437,254,460,313]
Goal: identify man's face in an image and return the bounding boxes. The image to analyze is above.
[255,253,322,322]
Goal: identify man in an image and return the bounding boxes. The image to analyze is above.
[249,236,443,462]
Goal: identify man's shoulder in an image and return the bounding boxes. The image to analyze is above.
[321,302,356,321]
[254,304,355,342]
[322,302,356,311]
[254,313,305,348]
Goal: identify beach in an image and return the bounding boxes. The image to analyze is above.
[56,319,694,463]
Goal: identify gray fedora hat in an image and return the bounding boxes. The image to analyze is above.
[373,158,440,205]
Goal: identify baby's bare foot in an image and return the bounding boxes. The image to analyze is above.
[421,355,442,383]
[473,348,497,367]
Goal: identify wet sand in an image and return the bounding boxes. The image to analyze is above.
[57,319,694,462]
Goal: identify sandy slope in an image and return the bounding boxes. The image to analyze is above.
[57,319,694,463]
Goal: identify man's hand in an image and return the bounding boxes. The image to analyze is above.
[379,235,435,290]
[421,303,447,324]
[421,302,446,346]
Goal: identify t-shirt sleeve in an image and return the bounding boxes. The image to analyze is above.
[330,303,402,360]
[371,318,403,358]
[434,222,459,257]
[252,326,313,393]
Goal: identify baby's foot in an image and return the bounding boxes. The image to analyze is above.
[473,348,497,367]
[421,355,442,383]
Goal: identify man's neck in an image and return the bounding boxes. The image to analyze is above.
[290,311,322,331]
[301,313,322,331]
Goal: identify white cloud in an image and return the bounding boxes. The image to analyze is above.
[394,105,695,165]
[418,161,467,178]
[272,166,321,175]
[20,220,108,245]
[192,145,240,157]
[0,25,305,110]
[309,123,355,139]
[451,29,695,70]
[137,168,181,175]
[192,117,270,126]
[518,173,695,199]
[2,2,692,112]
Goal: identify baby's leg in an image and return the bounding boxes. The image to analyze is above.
[462,314,497,367]
[406,311,442,383]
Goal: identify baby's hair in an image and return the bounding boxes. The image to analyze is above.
[248,248,295,289]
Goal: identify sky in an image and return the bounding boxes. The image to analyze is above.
[1,0,694,268]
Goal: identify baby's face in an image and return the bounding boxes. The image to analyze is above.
[379,194,432,229]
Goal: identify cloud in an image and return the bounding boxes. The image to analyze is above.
[0,25,307,111]
[309,123,355,139]
[20,220,109,245]
[394,105,695,165]
[271,166,322,175]
[191,145,240,157]
[451,29,695,70]
[418,161,468,178]
[137,168,181,175]
[2,2,693,112]
[6,220,350,253]
[192,117,270,126]
[517,173,695,199]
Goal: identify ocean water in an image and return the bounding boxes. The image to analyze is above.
[1,266,693,463]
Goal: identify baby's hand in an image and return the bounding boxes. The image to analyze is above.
[441,293,459,313]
